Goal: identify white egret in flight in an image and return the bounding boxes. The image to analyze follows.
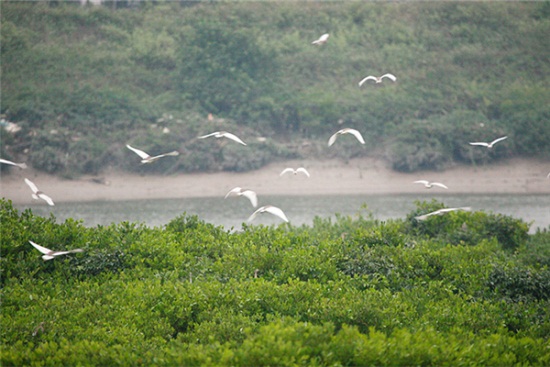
[29,241,84,261]
[328,128,365,147]
[24,178,55,206]
[469,136,508,148]
[413,180,449,190]
[126,144,179,164]
[247,205,289,223]
[312,33,329,45]
[198,131,247,146]
[359,73,397,86]
[280,167,310,178]
[225,187,258,208]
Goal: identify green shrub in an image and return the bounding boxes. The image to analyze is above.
[488,266,550,302]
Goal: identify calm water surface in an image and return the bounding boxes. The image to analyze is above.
[16,194,550,233]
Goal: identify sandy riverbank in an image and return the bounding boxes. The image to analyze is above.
[1,157,549,206]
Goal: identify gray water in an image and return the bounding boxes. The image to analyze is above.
[15,194,550,233]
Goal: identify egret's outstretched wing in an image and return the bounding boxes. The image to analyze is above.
[490,136,508,146]
[358,76,376,87]
[126,145,150,160]
[241,189,258,208]
[0,158,27,169]
[38,193,55,206]
[220,132,246,145]
[413,180,430,186]
[296,167,310,177]
[247,208,261,222]
[198,132,219,139]
[415,207,471,221]
[149,151,179,160]
[24,178,39,194]
[280,168,295,176]
[29,240,53,255]
[469,142,490,147]
[263,206,289,222]
[328,132,340,147]
[345,129,366,144]
[381,73,397,82]
[431,182,448,189]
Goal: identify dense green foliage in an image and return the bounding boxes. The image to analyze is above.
[1,1,549,176]
[1,198,549,365]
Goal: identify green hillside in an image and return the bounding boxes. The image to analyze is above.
[1,198,550,365]
[1,1,549,177]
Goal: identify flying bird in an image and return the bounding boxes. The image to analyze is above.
[413,180,449,190]
[415,207,471,221]
[24,178,54,206]
[248,205,289,223]
[469,136,508,148]
[0,158,27,169]
[312,33,329,45]
[225,187,258,208]
[29,240,84,261]
[359,73,397,86]
[280,167,310,178]
[126,144,179,164]
[198,131,246,146]
[328,128,366,147]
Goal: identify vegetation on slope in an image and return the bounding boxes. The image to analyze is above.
[1,1,549,177]
[1,198,550,365]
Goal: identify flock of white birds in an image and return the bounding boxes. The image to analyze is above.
[0,33,546,260]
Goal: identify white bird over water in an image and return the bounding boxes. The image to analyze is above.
[413,180,449,190]
[126,144,179,164]
[225,187,258,208]
[415,207,471,221]
[24,178,54,206]
[469,136,508,148]
[0,158,27,169]
[359,73,397,86]
[29,240,84,261]
[312,33,329,45]
[328,128,366,147]
[198,131,247,146]
[280,167,310,178]
[248,205,289,223]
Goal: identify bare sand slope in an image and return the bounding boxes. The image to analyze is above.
[1,157,549,205]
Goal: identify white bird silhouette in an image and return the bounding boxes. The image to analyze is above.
[24,178,54,206]
[198,131,246,146]
[0,158,27,169]
[359,73,397,86]
[415,207,471,221]
[29,240,84,261]
[312,33,329,45]
[280,167,310,178]
[225,187,258,208]
[248,205,289,223]
[328,128,366,147]
[469,136,508,148]
[126,144,179,164]
[413,180,449,190]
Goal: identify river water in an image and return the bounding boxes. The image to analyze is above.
[14,194,550,233]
